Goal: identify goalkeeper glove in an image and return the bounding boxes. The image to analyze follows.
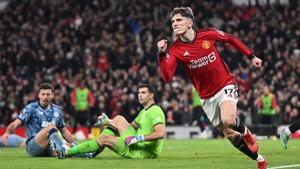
[125,135,145,146]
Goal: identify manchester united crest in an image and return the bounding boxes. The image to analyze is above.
[202,40,211,49]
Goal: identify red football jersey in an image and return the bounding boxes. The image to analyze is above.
[158,28,253,99]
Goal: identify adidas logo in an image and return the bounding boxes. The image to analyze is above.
[183,51,190,57]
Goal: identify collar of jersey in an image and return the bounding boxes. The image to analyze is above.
[38,102,51,110]
[179,29,197,44]
[145,103,155,111]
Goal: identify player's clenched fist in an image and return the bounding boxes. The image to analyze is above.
[251,57,262,68]
[157,39,168,54]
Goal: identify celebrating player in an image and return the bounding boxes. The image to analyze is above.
[157,7,267,169]
[1,83,75,157]
[57,84,166,159]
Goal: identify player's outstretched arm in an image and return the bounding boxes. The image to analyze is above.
[250,55,262,68]
[1,119,22,144]
[60,127,76,144]
[156,39,177,82]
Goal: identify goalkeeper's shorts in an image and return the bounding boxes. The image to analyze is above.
[114,126,156,159]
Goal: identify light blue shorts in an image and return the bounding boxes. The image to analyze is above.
[0,134,24,147]
[6,134,24,147]
[26,137,52,157]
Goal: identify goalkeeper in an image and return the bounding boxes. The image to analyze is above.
[58,84,166,159]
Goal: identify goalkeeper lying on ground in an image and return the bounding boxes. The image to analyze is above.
[56,84,166,159]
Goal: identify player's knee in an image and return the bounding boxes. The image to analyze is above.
[222,128,236,138]
[97,135,112,146]
[222,115,236,128]
[112,115,125,122]
[111,115,127,128]
[224,131,238,139]
[99,134,112,142]
[47,124,57,130]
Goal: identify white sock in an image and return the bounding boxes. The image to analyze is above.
[256,154,264,162]
[285,127,291,135]
[242,126,248,136]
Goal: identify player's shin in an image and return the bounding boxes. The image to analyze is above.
[230,117,246,134]
[67,139,103,156]
[228,135,258,160]
[49,128,64,150]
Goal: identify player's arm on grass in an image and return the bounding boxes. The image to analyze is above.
[2,119,22,144]
[59,127,76,144]
[125,124,165,146]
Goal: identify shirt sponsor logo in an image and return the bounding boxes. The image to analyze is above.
[41,121,55,127]
[188,52,216,69]
[202,40,211,49]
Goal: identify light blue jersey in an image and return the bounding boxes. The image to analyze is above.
[17,101,65,144]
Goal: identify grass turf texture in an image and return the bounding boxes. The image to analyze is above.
[0,139,299,169]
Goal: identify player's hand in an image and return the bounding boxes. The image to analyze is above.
[1,133,9,145]
[251,56,262,68]
[125,135,144,146]
[157,39,168,54]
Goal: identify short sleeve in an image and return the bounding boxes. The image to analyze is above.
[148,106,165,127]
[56,110,66,128]
[17,106,32,124]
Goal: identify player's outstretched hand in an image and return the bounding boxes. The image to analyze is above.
[251,56,262,68]
[1,133,9,145]
[157,39,168,54]
[125,135,144,146]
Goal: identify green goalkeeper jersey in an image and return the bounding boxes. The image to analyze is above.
[133,104,165,156]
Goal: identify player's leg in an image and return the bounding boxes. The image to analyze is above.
[280,118,300,149]
[98,135,147,159]
[66,123,135,158]
[110,115,131,134]
[218,125,267,169]
[5,134,25,147]
[67,114,130,158]
[29,124,65,157]
[96,114,131,135]
[94,116,131,157]
[66,134,123,158]
[99,124,139,158]
[66,138,103,157]
[220,98,258,153]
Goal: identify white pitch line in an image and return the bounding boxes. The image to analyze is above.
[268,164,300,169]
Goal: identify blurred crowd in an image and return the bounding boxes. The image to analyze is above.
[0,0,299,129]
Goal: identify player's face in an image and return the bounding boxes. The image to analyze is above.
[38,89,54,107]
[171,14,193,36]
[138,87,153,105]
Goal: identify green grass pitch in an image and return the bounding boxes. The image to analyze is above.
[0,139,299,169]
